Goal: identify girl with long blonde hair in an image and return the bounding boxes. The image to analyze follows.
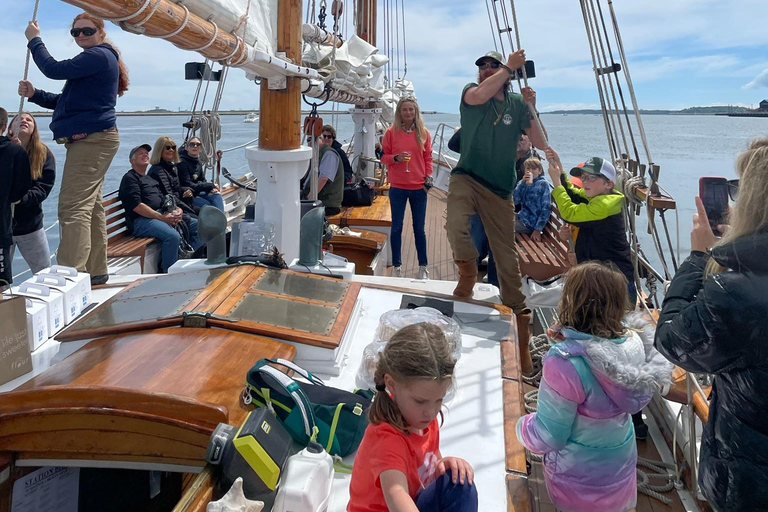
[381,97,434,279]
[19,12,129,284]
[7,112,56,274]
[348,322,477,512]
[655,138,768,511]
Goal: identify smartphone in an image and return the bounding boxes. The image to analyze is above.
[699,177,729,236]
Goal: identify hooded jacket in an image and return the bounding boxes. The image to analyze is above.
[13,149,56,236]
[655,233,768,512]
[1,136,32,249]
[27,38,119,140]
[177,148,214,196]
[518,314,673,512]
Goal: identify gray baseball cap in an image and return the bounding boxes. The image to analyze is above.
[129,144,152,160]
[475,51,504,66]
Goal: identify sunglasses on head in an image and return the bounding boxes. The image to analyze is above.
[478,61,501,70]
[70,27,98,37]
[165,145,177,151]
[187,142,202,147]
[727,178,739,201]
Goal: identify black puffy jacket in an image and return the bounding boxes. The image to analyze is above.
[655,233,768,512]
[148,160,197,217]
[177,148,214,196]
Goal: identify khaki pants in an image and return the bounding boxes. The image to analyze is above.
[446,174,527,313]
[58,129,120,275]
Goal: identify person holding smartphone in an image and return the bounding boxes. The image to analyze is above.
[655,138,768,512]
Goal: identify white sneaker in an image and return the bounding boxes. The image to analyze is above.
[393,266,402,277]
[418,266,430,280]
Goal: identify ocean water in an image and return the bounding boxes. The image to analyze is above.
[10,112,768,280]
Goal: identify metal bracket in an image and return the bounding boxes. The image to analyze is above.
[267,76,287,90]
[181,311,236,328]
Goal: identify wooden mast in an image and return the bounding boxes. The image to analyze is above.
[356,0,377,47]
[258,0,302,150]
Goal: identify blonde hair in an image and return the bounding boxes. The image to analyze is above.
[72,13,129,96]
[705,138,768,276]
[150,136,180,165]
[393,97,428,150]
[524,157,543,173]
[370,323,455,433]
[557,262,629,339]
[9,112,49,181]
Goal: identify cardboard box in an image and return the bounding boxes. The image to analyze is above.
[21,297,48,351]
[32,273,80,325]
[14,282,65,336]
[45,265,92,311]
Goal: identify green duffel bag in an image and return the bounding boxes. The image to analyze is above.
[243,358,373,457]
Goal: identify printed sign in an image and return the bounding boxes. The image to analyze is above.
[11,467,79,512]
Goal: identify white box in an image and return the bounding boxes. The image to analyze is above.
[14,283,65,336]
[32,273,80,325]
[22,298,48,351]
[45,265,92,312]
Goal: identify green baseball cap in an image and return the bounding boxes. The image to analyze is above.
[475,51,504,66]
[569,157,617,182]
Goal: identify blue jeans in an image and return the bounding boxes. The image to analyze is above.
[194,191,225,212]
[416,472,478,512]
[389,187,428,267]
[469,214,497,288]
[132,216,200,273]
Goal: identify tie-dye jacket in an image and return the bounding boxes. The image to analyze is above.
[517,314,673,512]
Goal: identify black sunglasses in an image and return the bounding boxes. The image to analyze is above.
[187,142,202,147]
[478,61,501,70]
[322,134,334,139]
[727,179,739,201]
[70,27,98,38]
[165,145,177,151]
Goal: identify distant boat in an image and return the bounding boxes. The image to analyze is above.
[243,112,258,123]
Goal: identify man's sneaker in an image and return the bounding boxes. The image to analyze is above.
[393,266,402,277]
[418,266,429,280]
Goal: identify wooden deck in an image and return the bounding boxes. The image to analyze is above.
[398,188,459,281]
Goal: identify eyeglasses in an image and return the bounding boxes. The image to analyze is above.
[322,134,334,140]
[187,142,202,147]
[164,145,177,151]
[478,61,501,70]
[70,27,98,37]
[581,174,605,183]
[727,178,739,201]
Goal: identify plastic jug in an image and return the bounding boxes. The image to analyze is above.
[272,442,334,512]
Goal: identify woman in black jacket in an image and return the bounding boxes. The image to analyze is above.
[654,138,768,512]
[148,136,197,217]
[8,112,55,273]
[177,137,224,212]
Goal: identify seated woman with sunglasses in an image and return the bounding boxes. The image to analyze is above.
[148,136,198,218]
[177,137,224,212]
[655,138,768,512]
[19,14,129,285]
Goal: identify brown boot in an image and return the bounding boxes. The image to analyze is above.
[453,259,478,298]
[517,312,534,376]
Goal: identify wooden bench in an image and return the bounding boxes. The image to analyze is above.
[327,194,393,265]
[104,194,156,273]
[324,228,388,276]
[516,203,573,281]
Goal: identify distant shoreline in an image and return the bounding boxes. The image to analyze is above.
[14,109,443,117]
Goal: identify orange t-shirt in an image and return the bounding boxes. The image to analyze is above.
[347,419,440,512]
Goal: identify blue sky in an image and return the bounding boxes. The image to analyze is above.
[1,0,767,113]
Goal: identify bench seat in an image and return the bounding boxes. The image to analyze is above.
[516,204,572,281]
[104,195,156,273]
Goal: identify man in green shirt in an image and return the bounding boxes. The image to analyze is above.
[448,49,547,315]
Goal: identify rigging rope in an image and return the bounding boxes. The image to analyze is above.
[19,0,42,115]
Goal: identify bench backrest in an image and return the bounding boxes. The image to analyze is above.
[103,193,131,242]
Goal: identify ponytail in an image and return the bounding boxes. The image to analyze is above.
[368,322,455,434]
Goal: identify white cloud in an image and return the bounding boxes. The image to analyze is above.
[744,69,768,90]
